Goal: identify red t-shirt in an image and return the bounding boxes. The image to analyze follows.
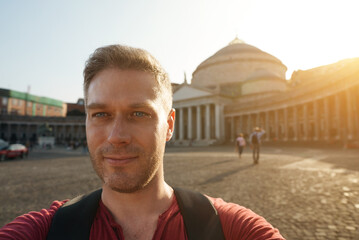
[0,196,284,240]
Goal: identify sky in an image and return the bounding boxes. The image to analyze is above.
[1,0,359,103]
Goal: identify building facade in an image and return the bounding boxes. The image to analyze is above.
[0,89,84,145]
[0,88,66,117]
[0,114,86,145]
[171,38,359,146]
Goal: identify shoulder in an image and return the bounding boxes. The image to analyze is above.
[208,197,285,240]
[0,200,67,240]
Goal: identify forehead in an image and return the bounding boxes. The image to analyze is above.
[87,68,160,105]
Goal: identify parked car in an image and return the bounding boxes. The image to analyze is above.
[0,144,28,161]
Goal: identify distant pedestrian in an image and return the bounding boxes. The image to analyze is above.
[250,127,266,164]
[235,133,246,159]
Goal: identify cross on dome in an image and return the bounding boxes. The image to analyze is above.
[229,36,245,45]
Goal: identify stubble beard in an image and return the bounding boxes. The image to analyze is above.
[89,143,162,193]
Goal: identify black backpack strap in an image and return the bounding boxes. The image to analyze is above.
[174,187,225,240]
[47,187,225,240]
[46,188,102,240]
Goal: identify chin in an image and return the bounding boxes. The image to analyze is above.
[109,184,144,194]
[104,174,151,194]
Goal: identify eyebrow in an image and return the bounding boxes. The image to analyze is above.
[85,102,107,109]
[86,102,155,109]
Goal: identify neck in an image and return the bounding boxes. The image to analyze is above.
[101,179,174,224]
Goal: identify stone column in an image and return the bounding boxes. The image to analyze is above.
[173,112,177,140]
[354,87,359,140]
[26,124,31,141]
[196,106,201,141]
[239,115,243,133]
[265,111,270,141]
[335,94,341,140]
[303,104,308,141]
[274,110,279,139]
[74,125,79,140]
[82,125,86,139]
[179,108,184,140]
[293,106,298,141]
[62,125,66,141]
[7,124,11,141]
[284,108,288,141]
[246,115,251,135]
[345,89,354,140]
[70,125,75,140]
[205,104,211,140]
[230,117,235,142]
[15,124,20,141]
[324,97,330,141]
[215,104,221,140]
[52,125,56,139]
[256,113,260,128]
[313,100,319,141]
[187,107,192,140]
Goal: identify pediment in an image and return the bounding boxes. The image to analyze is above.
[173,85,213,101]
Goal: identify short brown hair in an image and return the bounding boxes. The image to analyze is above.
[83,44,172,111]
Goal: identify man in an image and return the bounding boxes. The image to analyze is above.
[0,45,284,239]
[250,127,266,164]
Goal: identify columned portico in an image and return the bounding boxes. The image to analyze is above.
[172,92,226,146]
[170,53,359,147]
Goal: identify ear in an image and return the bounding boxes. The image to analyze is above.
[166,108,176,141]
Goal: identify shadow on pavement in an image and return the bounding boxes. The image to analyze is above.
[319,156,359,172]
[199,164,254,185]
[203,159,233,167]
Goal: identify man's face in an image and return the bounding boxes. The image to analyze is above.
[85,68,174,193]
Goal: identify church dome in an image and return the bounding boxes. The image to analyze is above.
[191,37,287,96]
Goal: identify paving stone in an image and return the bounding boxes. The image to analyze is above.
[1,145,359,239]
[345,226,356,231]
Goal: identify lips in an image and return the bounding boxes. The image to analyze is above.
[104,155,138,166]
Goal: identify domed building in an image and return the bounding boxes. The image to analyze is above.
[191,37,287,97]
[171,38,359,146]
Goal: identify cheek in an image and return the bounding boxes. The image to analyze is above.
[152,121,169,143]
[86,123,106,151]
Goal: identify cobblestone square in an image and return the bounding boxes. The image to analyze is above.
[0,145,358,239]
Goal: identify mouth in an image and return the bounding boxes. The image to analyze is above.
[103,155,138,166]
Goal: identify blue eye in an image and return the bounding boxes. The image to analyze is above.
[93,112,108,118]
[133,112,146,117]
[132,111,150,118]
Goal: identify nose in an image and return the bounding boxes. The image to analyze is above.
[107,117,131,145]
